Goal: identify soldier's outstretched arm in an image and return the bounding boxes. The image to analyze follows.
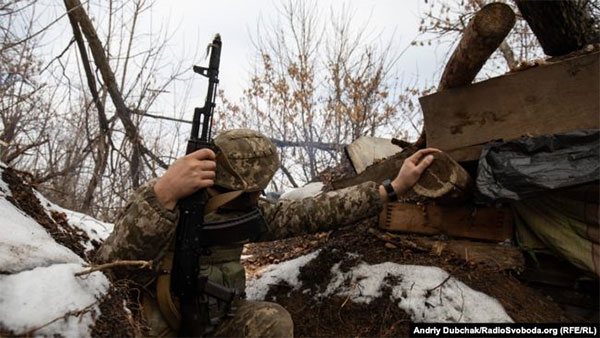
[259,148,438,241]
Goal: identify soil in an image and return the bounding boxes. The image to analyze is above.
[243,218,595,337]
[2,167,97,259]
[91,280,150,337]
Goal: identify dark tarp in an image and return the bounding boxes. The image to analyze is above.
[475,129,599,202]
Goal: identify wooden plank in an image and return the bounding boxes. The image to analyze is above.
[430,239,524,271]
[332,148,414,190]
[446,145,483,163]
[369,228,524,271]
[419,51,600,161]
[345,136,403,174]
[379,202,513,242]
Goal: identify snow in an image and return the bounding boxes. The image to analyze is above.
[0,166,111,336]
[246,250,321,300]
[0,263,109,336]
[324,261,512,323]
[247,251,513,323]
[0,197,83,273]
[34,190,114,251]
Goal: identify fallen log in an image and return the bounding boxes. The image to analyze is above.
[515,0,599,56]
[439,3,516,90]
[333,150,472,205]
[415,3,516,148]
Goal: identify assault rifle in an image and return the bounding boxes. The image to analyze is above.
[170,34,236,337]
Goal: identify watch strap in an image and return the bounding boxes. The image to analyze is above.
[382,179,397,202]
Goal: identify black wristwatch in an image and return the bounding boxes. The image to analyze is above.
[381,179,398,202]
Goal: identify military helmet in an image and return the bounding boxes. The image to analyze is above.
[213,129,279,192]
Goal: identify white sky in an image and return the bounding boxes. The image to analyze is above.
[35,0,451,117]
[149,0,447,102]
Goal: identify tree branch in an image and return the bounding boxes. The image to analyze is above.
[74,260,153,277]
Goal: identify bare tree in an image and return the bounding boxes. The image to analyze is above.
[223,0,405,188]
[0,0,197,219]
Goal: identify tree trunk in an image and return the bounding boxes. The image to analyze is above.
[66,5,111,211]
[415,2,516,148]
[63,0,167,189]
[515,0,598,56]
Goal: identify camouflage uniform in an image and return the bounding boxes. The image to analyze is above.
[97,130,384,337]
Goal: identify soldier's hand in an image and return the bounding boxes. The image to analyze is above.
[390,148,440,196]
[154,148,217,210]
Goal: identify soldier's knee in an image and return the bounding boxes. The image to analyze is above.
[246,302,293,337]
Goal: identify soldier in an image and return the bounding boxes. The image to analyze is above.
[97,129,437,337]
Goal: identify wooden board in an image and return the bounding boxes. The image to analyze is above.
[345,136,403,174]
[419,51,600,162]
[427,239,524,271]
[332,149,414,190]
[379,202,513,242]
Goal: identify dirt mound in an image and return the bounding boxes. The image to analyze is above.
[91,280,149,337]
[243,218,578,337]
[2,167,94,258]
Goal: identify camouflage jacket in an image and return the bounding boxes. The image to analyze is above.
[96,179,383,286]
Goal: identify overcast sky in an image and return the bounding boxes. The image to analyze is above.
[148,0,450,103]
[37,0,454,128]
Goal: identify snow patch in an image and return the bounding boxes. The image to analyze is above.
[323,262,513,323]
[247,252,513,323]
[34,190,114,250]
[246,250,320,300]
[0,263,110,336]
[0,198,83,273]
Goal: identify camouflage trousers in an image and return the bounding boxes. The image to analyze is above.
[144,296,293,337]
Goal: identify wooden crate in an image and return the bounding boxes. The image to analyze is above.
[379,202,514,242]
